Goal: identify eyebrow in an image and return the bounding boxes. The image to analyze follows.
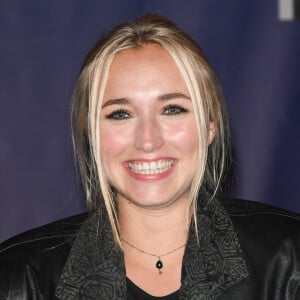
[158,92,191,101]
[102,98,128,108]
[102,92,191,108]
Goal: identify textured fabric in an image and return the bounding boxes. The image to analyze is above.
[180,198,249,299]
[1,198,300,299]
[55,210,126,299]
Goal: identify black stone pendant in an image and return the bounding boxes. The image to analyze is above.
[156,258,163,275]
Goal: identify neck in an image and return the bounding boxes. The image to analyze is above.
[118,196,189,253]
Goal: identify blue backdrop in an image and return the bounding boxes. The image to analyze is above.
[1,0,300,242]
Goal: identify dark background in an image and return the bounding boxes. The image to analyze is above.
[1,0,300,242]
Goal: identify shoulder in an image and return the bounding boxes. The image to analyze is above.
[222,197,300,216]
[221,198,300,271]
[0,212,89,252]
[222,198,300,239]
[222,198,300,229]
[0,212,89,299]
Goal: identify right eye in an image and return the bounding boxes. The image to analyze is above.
[105,109,131,120]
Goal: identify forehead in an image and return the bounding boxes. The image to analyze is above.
[109,44,180,76]
[103,44,189,98]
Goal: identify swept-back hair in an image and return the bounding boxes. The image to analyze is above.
[72,14,230,245]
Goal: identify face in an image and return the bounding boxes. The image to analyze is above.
[100,44,199,209]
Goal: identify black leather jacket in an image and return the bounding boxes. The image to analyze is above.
[1,198,300,299]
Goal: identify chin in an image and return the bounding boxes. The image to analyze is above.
[121,192,188,210]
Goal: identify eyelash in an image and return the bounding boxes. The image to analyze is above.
[105,105,188,121]
[106,109,131,120]
[163,105,188,115]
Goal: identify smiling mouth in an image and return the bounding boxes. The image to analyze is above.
[127,159,174,175]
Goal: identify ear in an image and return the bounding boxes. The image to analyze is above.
[208,122,216,145]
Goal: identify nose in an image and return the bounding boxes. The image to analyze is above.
[134,117,164,153]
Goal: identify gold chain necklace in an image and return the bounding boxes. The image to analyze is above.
[121,238,186,275]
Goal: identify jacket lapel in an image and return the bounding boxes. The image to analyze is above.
[55,210,126,300]
[180,198,249,299]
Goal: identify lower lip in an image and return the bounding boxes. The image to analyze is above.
[124,161,177,181]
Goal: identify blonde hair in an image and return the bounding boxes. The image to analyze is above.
[72,14,230,245]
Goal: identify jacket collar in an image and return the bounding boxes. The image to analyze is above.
[56,198,249,299]
[180,198,249,299]
[55,209,126,299]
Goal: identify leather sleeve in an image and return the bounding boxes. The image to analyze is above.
[0,213,86,300]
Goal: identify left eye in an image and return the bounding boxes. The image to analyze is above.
[164,105,188,115]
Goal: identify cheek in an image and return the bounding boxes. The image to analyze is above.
[100,126,129,160]
[166,120,198,154]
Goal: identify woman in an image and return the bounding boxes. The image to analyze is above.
[1,14,300,300]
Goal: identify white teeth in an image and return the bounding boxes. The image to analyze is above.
[128,160,174,175]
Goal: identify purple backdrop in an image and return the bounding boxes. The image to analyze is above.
[1,0,300,242]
